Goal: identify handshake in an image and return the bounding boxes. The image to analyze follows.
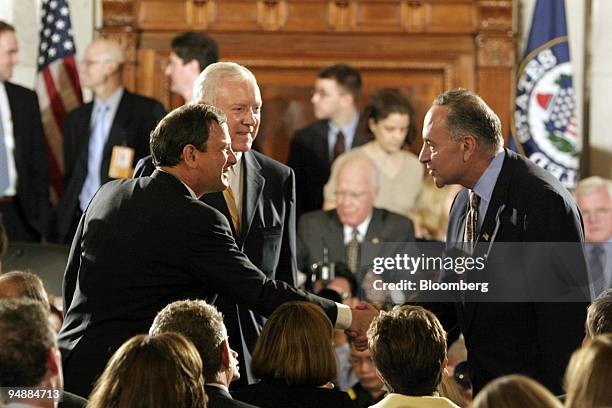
[346,302,380,351]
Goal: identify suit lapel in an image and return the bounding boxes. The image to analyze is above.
[101,90,131,183]
[478,149,513,243]
[364,208,384,244]
[241,151,264,243]
[202,192,238,242]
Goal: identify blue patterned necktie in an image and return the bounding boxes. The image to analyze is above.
[0,105,10,194]
[79,104,109,211]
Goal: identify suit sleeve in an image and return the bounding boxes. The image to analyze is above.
[275,168,298,286]
[187,208,339,325]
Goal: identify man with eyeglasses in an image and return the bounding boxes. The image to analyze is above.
[576,176,612,296]
[52,39,165,244]
[288,63,369,220]
[297,155,414,291]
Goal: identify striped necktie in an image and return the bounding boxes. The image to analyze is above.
[223,186,241,234]
[464,191,480,253]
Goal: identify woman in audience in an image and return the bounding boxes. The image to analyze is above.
[87,332,207,408]
[564,333,612,408]
[233,301,354,408]
[323,88,423,218]
[471,374,562,408]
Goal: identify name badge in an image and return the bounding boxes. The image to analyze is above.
[109,146,135,179]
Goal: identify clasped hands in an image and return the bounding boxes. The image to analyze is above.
[345,301,379,351]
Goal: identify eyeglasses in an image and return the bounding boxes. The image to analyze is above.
[335,190,368,200]
[80,59,108,67]
[582,208,611,218]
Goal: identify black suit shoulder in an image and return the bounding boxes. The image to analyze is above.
[5,81,38,101]
[233,381,354,408]
[250,149,293,178]
[205,385,260,408]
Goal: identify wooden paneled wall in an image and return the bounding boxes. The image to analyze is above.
[101,0,515,162]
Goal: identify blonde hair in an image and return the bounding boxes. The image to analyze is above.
[251,301,336,386]
[564,333,612,408]
[472,375,562,408]
[87,332,207,408]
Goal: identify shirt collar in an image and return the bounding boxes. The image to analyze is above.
[329,113,360,139]
[471,148,505,202]
[206,382,230,393]
[94,86,124,112]
[343,212,372,243]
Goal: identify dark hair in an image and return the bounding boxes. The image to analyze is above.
[171,32,219,72]
[252,301,337,386]
[368,304,447,396]
[0,299,56,387]
[150,299,226,381]
[318,64,362,102]
[587,289,612,338]
[0,21,15,35]
[0,270,50,311]
[433,88,502,152]
[150,103,226,166]
[365,88,417,145]
[331,264,358,297]
[88,332,207,408]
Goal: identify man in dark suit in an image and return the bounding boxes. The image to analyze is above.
[135,61,297,387]
[59,104,375,398]
[288,64,368,219]
[298,156,415,296]
[418,88,589,394]
[0,21,50,242]
[53,39,165,244]
[150,300,259,408]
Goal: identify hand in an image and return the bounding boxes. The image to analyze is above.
[345,301,379,351]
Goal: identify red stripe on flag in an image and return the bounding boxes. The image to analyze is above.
[63,56,83,104]
[42,67,67,130]
[43,131,64,198]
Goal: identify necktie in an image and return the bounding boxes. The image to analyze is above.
[80,104,109,211]
[346,228,360,274]
[463,191,480,253]
[589,245,606,296]
[0,105,10,194]
[223,186,241,234]
[333,130,345,161]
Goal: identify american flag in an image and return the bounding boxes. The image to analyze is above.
[35,0,83,201]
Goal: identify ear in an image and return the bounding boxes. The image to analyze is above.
[182,144,198,169]
[219,339,231,369]
[442,356,449,377]
[461,134,479,162]
[186,59,201,76]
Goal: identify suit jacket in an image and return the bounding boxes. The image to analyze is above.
[288,118,369,219]
[58,170,334,398]
[4,82,50,237]
[233,380,355,408]
[297,208,415,284]
[54,89,165,243]
[134,150,297,386]
[205,385,260,408]
[442,149,589,394]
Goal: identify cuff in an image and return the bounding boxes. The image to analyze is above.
[334,303,352,330]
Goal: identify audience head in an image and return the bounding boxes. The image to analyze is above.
[193,61,262,153]
[411,177,461,240]
[150,103,235,196]
[419,88,502,188]
[150,299,239,386]
[0,299,62,396]
[471,374,562,408]
[335,155,379,228]
[166,32,219,101]
[575,176,612,243]
[564,333,612,408]
[367,304,447,396]
[80,39,125,92]
[312,64,362,123]
[0,21,17,82]
[584,289,612,345]
[88,332,207,408]
[326,267,358,305]
[0,270,50,311]
[365,88,417,150]
[349,341,384,398]
[251,301,337,387]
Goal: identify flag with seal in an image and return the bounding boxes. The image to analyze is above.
[511,0,579,189]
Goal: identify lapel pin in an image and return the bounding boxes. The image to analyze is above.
[482,232,490,241]
[371,238,380,244]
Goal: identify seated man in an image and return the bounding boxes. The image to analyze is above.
[0,298,86,408]
[347,342,384,407]
[367,304,460,408]
[583,288,612,346]
[298,155,414,295]
[150,300,258,408]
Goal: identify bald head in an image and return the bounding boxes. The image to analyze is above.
[335,156,379,227]
[80,39,125,96]
[88,39,124,65]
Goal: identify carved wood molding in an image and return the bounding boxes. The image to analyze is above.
[477,0,512,32]
[102,0,136,28]
[257,0,288,31]
[476,32,515,68]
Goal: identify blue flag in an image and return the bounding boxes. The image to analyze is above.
[511,0,579,189]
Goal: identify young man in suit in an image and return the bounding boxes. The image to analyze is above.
[288,64,368,219]
[54,39,165,244]
[135,61,298,387]
[164,31,219,103]
[150,300,258,408]
[59,104,376,398]
[298,155,414,297]
[418,88,589,394]
[0,21,50,242]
